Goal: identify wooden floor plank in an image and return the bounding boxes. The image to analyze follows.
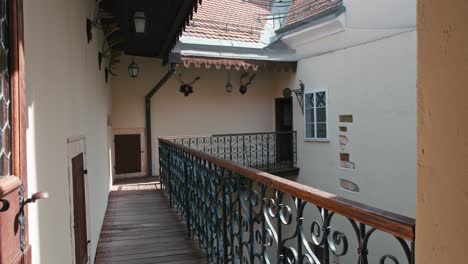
[95,177,206,264]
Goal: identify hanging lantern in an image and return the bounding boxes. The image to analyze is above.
[128,57,139,79]
[225,70,233,93]
[134,11,146,34]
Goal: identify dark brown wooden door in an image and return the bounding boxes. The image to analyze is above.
[115,134,142,174]
[275,97,293,163]
[72,153,88,264]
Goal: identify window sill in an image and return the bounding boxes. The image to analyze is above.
[304,138,330,143]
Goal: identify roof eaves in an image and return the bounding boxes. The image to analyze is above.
[275,4,346,35]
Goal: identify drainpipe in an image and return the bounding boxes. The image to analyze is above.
[145,63,177,177]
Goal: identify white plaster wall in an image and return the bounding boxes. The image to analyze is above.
[24,0,112,263]
[287,31,417,216]
[343,0,416,29]
[112,56,295,173]
[282,0,416,60]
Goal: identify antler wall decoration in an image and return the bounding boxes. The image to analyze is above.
[86,0,107,43]
[86,0,124,83]
[178,74,201,96]
[239,71,257,95]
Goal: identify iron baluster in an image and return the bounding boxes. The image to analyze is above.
[260,185,267,264]
[168,150,173,207]
[323,209,330,264]
[221,167,229,263]
[266,137,270,171]
[296,198,303,260]
[248,179,255,263]
[236,173,243,263]
[276,191,283,263]
[158,138,415,264]
[184,158,191,238]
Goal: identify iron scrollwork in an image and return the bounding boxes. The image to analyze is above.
[158,139,415,264]
[170,131,297,173]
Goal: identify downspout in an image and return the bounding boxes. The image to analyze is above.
[145,63,177,177]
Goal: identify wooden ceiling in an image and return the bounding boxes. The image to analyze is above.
[100,0,201,60]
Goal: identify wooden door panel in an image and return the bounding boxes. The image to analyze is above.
[0,187,21,264]
[72,153,88,264]
[115,134,142,174]
[0,0,29,263]
[275,98,294,163]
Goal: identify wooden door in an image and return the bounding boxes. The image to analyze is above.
[0,0,31,263]
[115,134,142,175]
[275,97,294,164]
[71,153,88,264]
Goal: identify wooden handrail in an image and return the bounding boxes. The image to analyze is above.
[159,138,416,241]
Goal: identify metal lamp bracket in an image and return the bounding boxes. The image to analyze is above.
[296,80,305,114]
[283,80,305,114]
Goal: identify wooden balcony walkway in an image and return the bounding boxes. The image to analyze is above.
[95,177,206,264]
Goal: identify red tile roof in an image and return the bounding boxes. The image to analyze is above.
[184,0,271,43]
[183,0,343,43]
[285,0,343,26]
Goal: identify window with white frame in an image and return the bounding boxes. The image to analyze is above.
[304,90,328,140]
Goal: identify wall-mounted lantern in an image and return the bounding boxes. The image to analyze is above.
[134,11,147,34]
[282,80,305,113]
[128,57,140,79]
[225,70,233,93]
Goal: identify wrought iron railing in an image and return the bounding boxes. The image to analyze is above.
[164,131,297,173]
[158,138,416,264]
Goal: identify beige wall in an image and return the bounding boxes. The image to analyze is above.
[287,30,417,216]
[417,0,468,262]
[24,0,112,263]
[112,56,295,173]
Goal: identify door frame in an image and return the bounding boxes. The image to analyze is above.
[67,136,91,264]
[275,97,293,132]
[113,128,147,179]
[0,0,30,262]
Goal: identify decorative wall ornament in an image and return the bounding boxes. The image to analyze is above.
[340,179,360,192]
[92,1,122,81]
[178,74,200,96]
[86,0,106,43]
[98,39,122,70]
[181,56,297,72]
[339,115,354,123]
[339,135,349,149]
[239,71,256,95]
